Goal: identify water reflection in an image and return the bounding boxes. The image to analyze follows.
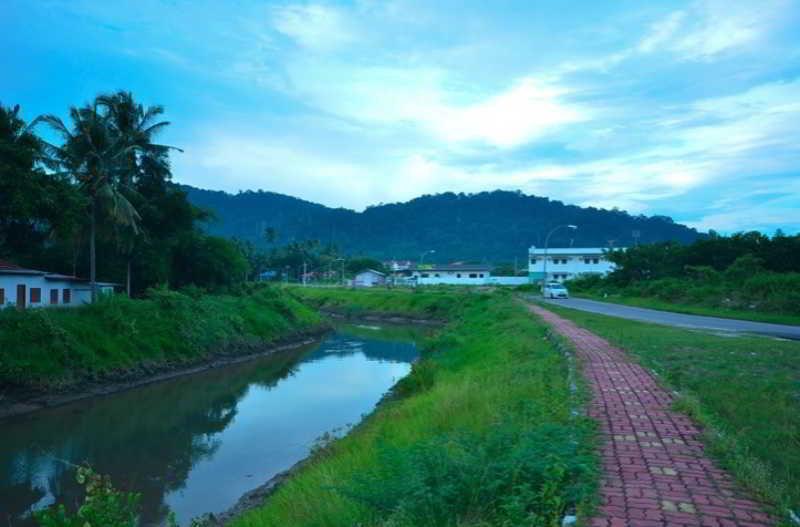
[0,324,422,526]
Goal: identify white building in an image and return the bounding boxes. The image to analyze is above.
[528,247,624,283]
[0,260,113,309]
[406,264,493,286]
[352,269,386,288]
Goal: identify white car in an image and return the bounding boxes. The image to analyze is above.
[543,282,569,299]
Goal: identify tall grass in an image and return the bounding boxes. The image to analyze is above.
[232,288,597,527]
[0,285,323,390]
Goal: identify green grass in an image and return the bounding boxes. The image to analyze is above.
[0,285,324,390]
[540,301,800,519]
[573,292,800,326]
[232,288,598,527]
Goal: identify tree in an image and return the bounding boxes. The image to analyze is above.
[95,91,181,295]
[36,103,142,301]
[0,104,82,264]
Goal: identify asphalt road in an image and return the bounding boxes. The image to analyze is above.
[536,296,800,340]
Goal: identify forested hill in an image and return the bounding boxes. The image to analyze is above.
[184,186,704,262]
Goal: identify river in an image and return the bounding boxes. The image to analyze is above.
[0,323,424,526]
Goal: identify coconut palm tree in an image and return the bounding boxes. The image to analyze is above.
[35,103,141,301]
[95,91,181,295]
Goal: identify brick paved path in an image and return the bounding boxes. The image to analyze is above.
[528,304,774,527]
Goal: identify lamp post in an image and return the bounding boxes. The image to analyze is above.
[420,250,435,266]
[542,224,577,295]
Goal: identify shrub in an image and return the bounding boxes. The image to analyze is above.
[339,424,595,527]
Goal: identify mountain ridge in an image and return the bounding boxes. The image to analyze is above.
[182,185,704,262]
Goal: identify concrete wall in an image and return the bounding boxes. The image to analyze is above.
[413,270,489,286]
[353,271,386,288]
[485,276,530,286]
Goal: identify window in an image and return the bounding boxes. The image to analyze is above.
[50,289,58,305]
[0,288,4,304]
[456,273,462,278]
[421,273,429,278]
[435,273,440,277]
[469,273,477,278]
[530,257,538,264]
[30,288,41,303]
[593,258,599,264]
[479,273,484,278]
[63,289,71,304]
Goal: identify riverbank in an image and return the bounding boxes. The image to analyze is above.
[0,286,326,418]
[230,288,598,527]
[542,301,800,521]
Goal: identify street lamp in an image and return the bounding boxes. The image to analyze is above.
[542,224,577,295]
[420,250,435,266]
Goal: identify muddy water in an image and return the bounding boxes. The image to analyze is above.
[0,324,423,525]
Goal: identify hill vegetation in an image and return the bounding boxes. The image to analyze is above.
[185,186,703,262]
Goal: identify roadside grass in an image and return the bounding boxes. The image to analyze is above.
[232,288,598,527]
[0,285,323,390]
[571,292,800,326]
[540,301,800,519]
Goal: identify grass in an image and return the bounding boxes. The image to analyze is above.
[540,301,800,520]
[0,285,323,390]
[231,288,598,527]
[573,291,800,326]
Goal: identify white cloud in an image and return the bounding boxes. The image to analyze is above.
[272,3,357,51]
[637,0,789,61]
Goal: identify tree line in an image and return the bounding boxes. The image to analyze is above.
[1,94,248,297]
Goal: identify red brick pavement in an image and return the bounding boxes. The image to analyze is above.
[528,304,775,527]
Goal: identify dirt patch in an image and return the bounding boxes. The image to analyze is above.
[0,326,331,420]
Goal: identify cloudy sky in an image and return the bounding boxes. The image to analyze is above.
[3,0,800,233]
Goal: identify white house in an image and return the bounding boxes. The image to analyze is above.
[406,264,493,286]
[528,247,624,283]
[352,269,386,288]
[0,260,113,309]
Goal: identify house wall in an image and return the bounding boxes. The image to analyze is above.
[0,275,93,309]
[413,270,489,286]
[353,272,385,288]
[485,276,530,286]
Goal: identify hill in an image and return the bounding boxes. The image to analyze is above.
[183,186,704,262]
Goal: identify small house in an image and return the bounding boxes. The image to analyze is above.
[0,260,112,309]
[352,269,386,288]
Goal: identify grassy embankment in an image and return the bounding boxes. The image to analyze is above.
[233,287,598,527]
[0,285,323,391]
[572,291,800,326]
[541,302,800,520]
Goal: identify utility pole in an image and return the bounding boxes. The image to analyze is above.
[302,261,307,286]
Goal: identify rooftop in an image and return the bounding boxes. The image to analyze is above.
[409,264,492,272]
[528,247,625,255]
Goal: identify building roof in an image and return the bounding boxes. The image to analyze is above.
[0,260,46,275]
[528,247,625,255]
[410,264,491,272]
[356,268,386,276]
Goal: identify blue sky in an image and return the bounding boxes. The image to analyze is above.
[3,0,800,233]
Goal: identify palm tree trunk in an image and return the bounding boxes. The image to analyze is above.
[90,199,97,303]
[126,258,132,297]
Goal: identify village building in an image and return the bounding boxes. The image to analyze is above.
[404,264,493,286]
[528,247,623,283]
[0,260,115,309]
[352,269,386,288]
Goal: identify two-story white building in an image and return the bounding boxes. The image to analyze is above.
[528,247,623,284]
[0,260,115,309]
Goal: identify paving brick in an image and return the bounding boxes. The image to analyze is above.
[527,304,775,527]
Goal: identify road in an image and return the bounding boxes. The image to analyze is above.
[536,296,800,340]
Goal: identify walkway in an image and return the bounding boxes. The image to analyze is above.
[537,297,800,340]
[528,304,774,527]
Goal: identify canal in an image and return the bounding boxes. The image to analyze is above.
[0,323,424,525]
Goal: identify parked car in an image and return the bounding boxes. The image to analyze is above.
[543,282,569,299]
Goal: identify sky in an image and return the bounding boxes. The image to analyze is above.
[2,0,800,233]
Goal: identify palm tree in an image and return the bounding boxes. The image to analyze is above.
[35,103,141,301]
[96,91,181,295]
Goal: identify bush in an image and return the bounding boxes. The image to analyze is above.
[339,425,595,527]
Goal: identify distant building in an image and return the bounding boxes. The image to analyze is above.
[404,264,492,285]
[384,260,414,272]
[352,269,386,288]
[528,247,624,283]
[0,260,116,309]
